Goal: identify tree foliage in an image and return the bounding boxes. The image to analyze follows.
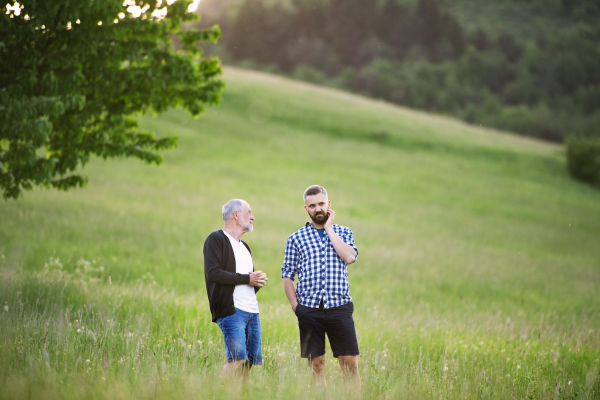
[0,0,223,199]
[198,0,600,143]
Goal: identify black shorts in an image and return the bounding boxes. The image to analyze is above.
[295,301,360,359]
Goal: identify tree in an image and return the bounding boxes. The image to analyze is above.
[0,0,224,199]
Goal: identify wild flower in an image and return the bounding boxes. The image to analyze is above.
[3,306,8,312]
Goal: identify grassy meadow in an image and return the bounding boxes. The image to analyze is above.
[1,67,599,399]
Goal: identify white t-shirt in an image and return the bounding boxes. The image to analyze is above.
[223,231,259,313]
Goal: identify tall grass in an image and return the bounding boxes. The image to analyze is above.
[1,256,598,399]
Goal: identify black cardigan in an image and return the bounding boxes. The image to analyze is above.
[203,230,259,322]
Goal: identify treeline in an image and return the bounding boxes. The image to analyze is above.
[197,0,600,142]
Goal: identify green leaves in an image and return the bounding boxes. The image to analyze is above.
[0,0,224,199]
[181,25,221,54]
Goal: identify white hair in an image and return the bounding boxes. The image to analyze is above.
[222,199,245,222]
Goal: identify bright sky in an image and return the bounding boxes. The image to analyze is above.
[5,0,201,21]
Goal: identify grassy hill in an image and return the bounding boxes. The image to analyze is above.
[1,67,599,399]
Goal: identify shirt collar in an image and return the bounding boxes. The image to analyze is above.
[223,230,240,243]
[305,221,333,230]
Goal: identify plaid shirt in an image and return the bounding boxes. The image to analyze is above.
[282,222,359,309]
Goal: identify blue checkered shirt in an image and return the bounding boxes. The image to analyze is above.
[282,222,359,309]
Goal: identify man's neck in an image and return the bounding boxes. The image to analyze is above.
[223,225,244,242]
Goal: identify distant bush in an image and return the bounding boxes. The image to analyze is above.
[566,136,600,187]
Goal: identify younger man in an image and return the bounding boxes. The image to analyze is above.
[282,185,360,387]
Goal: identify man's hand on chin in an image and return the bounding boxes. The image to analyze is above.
[324,209,335,231]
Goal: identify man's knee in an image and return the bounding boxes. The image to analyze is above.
[308,355,326,372]
[338,355,358,371]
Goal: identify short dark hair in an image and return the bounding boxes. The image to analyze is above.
[303,185,327,201]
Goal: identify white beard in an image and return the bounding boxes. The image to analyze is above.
[242,222,254,233]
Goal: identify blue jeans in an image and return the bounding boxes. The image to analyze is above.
[216,308,262,365]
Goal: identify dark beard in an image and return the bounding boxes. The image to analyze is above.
[310,211,329,224]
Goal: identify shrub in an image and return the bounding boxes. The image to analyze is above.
[566,136,600,187]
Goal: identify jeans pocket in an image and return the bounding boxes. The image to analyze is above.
[294,304,302,317]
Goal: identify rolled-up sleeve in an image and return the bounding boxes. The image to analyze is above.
[281,236,299,280]
[343,228,359,262]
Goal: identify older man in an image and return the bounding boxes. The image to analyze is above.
[282,185,360,387]
[203,199,267,380]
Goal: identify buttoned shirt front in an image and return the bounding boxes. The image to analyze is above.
[282,222,359,309]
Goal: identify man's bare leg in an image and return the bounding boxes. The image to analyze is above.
[308,355,327,386]
[221,359,251,382]
[338,355,361,389]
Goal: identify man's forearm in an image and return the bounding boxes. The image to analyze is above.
[206,264,251,285]
[283,278,298,310]
[325,228,356,264]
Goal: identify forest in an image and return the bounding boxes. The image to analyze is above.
[196,0,600,142]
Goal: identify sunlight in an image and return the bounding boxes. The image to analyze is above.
[123,0,201,20]
[4,0,201,22]
[5,1,22,16]
[187,0,201,12]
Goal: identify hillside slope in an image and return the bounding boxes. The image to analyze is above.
[2,66,598,315]
[1,67,599,399]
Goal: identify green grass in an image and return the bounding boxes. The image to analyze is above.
[1,67,599,399]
